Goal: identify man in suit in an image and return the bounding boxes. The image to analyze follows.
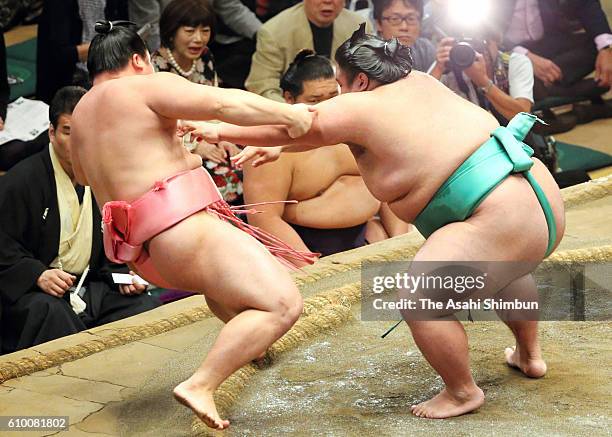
[0,86,160,354]
[500,0,612,95]
[246,0,374,101]
[210,0,263,89]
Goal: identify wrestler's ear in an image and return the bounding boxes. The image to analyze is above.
[283,91,296,104]
[354,72,370,92]
[131,53,149,72]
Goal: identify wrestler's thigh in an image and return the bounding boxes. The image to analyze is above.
[147,211,300,314]
[414,219,540,294]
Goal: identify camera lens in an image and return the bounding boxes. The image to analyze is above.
[450,42,476,69]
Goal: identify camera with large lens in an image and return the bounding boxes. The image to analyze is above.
[449,38,486,70]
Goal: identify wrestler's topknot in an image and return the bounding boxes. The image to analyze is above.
[335,23,413,85]
[94,20,113,35]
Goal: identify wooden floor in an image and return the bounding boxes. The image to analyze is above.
[4,24,36,46]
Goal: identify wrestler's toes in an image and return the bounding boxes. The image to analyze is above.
[504,346,518,368]
[411,403,423,417]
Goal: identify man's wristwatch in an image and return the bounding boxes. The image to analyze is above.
[479,79,495,95]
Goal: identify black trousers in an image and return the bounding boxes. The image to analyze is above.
[209,38,256,89]
[1,282,160,354]
[0,131,48,171]
[524,32,607,100]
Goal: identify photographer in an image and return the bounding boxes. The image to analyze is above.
[429,31,558,172]
[430,32,534,123]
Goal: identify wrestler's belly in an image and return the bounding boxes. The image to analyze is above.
[283,176,380,229]
[358,137,494,224]
[88,152,203,207]
[362,166,453,225]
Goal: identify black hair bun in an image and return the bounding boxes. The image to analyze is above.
[384,38,400,59]
[293,49,315,64]
[95,20,112,35]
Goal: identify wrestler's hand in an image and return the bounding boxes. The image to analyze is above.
[119,271,147,295]
[37,269,76,297]
[287,104,315,139]
[176,119,195,137]
[177,120,220,144]
[231,146,282,168]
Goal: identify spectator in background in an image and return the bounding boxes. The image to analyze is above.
[500,0,612,121]
[153,0,244,204]
[36,0,127,103]
[0,86,160,354]
[243,50,409,263]
[256,0,301,22]
[209,0,262,89]
[153,0,217,86]
[246,0,374,101]
[372,0,436,72]
[128,0,171,51]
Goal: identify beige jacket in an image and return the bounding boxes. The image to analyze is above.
[246,3,374,101]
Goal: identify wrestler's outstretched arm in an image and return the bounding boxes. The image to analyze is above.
[145,72,314,138]
[206,93,361,168]
[219,96,351,147]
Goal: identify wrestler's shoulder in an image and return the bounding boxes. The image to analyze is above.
[93,76,152,99]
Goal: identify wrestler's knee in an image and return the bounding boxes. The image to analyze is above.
[270,285,303,332]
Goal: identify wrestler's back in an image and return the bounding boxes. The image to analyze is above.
[71,75,203,207]
[335,71,500,223]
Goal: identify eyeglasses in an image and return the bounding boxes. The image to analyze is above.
[381,14,420,26]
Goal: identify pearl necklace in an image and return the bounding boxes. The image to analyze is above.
[165,48,197,78]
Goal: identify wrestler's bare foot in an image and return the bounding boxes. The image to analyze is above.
[252,351,267,366]
[505,345,547,378]
[173,379,230,430]
[411,386,485,419]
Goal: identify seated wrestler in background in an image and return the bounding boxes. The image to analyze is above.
[191,25,566,420]
[0,86,160,355]
[243,50,409,264]
[70,21,315,430]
